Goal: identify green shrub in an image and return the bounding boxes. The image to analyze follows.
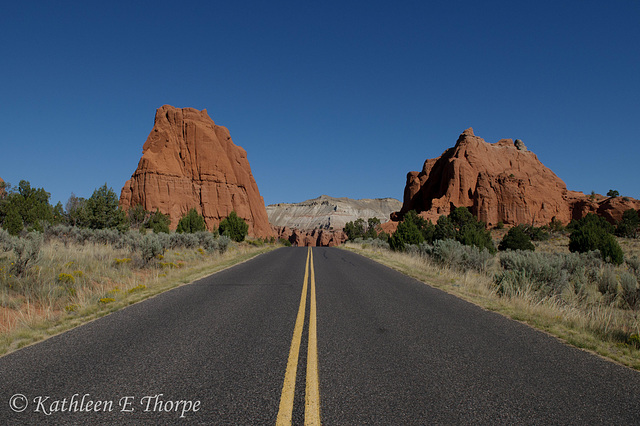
[176,208,206,234]
[620,271,639,310]
[344,217,383,241]
[390,207,494,254]
[598,267,618,298]
[549,217,565,233]
[498,250,603,296]
[616,209,639,238]
[10,232,43,277]
[499,226,535,251]
[607,189,619,198]
[430,239,494,274]
[140,234,164,265]
[2,206,23,236]
[569,213,623,265]
[0,180,59,234]
[169,232,199,249]
[434,215,457,241]
[279,238,292,247]
[522,225,550,241]
[217,235,231,253]
[344,219,366,241]
[85,184,129,231]
[192,231,218,252]
[127,204,148,229]
[390,211,436,251]
[364,217,382,239]
[218,211,248,242]
[627,256,640,278]
[0,228,12,252]
[390,215,424,251]
[146,209,171,234]
[599,233,624,265]
[458,223,496,254]
[437,207,495,254]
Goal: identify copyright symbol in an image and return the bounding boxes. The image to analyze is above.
[9,394,28,412]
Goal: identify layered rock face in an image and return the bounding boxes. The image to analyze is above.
[267,195,401,230]
[120,105,274,238]
[394,128,639,227]
[567,191,640,224]
[267,195,398,246]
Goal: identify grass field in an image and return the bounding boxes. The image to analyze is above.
[0,236,276,356]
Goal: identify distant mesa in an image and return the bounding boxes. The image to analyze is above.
[268,195,401,247]
[392,128,640,227]
[119,105,274,238]
[267,195,401,230]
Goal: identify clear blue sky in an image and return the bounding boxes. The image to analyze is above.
[1,1,638,207]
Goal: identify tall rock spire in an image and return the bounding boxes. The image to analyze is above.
[120,105,274,238]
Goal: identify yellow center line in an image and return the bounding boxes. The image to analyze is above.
[305,247,321,425]
[276,248,309,425]
[276,247,321,425]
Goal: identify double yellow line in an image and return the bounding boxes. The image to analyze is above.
[276,247,321,425]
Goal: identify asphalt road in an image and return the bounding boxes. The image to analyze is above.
[1,247,640,424]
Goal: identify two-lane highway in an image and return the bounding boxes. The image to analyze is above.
[1,247,640,424]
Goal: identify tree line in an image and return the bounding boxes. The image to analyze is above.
[0,180,249,242]
[344,206,640,265]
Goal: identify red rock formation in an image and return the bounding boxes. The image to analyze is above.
[379,221,398,235]
[274,226,347,247]
[120,105,274,238]
[393,128,639,227]
[566,191,640,223]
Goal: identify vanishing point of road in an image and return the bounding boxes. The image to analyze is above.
[1,247,639,424]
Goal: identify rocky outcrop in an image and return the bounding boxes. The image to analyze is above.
[120,105,274,238]
[274,226,348,247]
[267,195,401,230]
[566,191,640,224]
[393,128,639,227]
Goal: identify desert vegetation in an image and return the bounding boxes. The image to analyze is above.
[346,207,640,369]
[0,180,276,355]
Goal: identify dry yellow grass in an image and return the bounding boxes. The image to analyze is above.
[0,240,275,356]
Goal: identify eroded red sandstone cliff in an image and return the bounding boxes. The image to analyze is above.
[120,105,274,238]
[274,226,347,247]
[393,128,639,226]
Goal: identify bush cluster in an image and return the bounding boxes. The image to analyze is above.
[218,211,248,242]
[499,226,535,251]
[616,209,639,238]
[41,224,232,265]
[344,218,382,241]
[352,237,390,251]
[176,208,206,234]
[6,232,43,277]
[145,209,171,234]
[496,250,604,297]
[426,239,494,274]
[568,213,623,265]
[389,207,495,254]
